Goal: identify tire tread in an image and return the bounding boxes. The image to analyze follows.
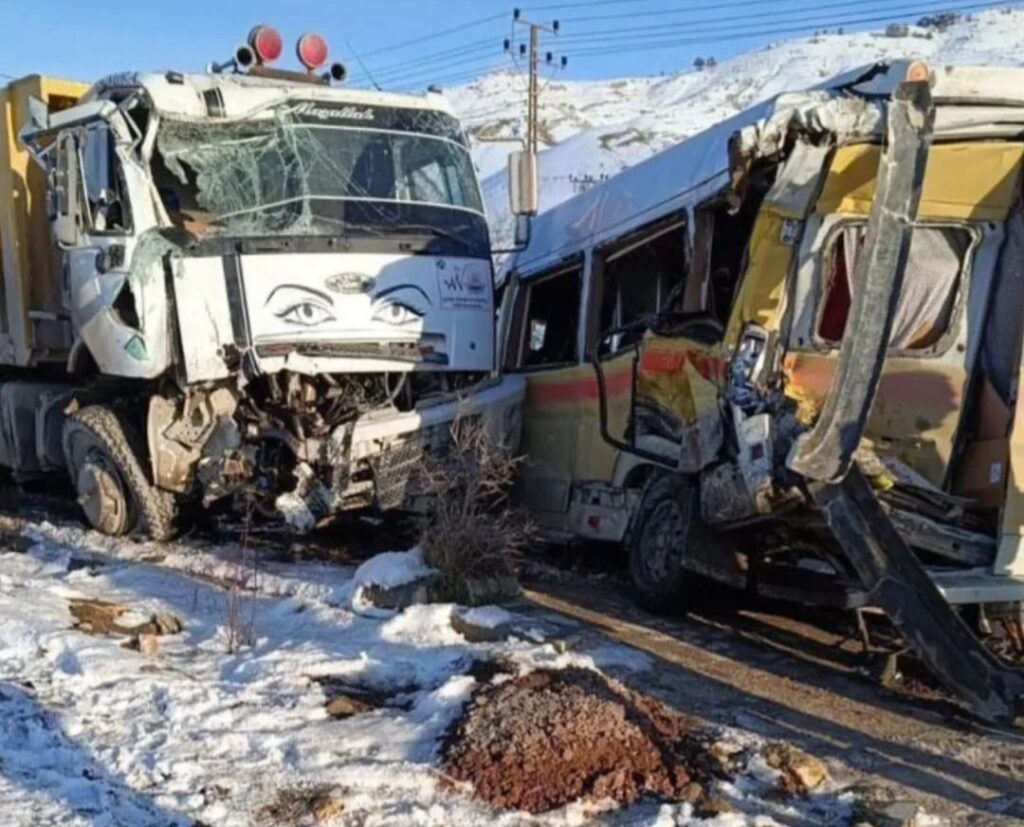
[64,405,178,541]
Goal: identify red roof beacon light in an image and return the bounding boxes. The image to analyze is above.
[297,32,329,71]
[248,25,284,64]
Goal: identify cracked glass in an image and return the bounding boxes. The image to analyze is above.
[151,105,484,242]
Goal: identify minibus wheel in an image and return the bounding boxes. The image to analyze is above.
[628,473,701,614]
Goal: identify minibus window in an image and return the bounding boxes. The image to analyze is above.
[518,265,583,368]
[817,224,970,350]
[598,222,686,356]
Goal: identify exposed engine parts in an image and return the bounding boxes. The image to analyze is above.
[146,370,492,529]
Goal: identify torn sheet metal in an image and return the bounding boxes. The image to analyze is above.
[811,466,1024,723]
[788,81,934,482]
[513,92,884,280]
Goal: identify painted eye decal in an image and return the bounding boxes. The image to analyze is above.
[266,285,337,329]
[372,301,424,327]
[276,301,337,327]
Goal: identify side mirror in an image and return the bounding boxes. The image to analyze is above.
[507,150,538,217]
[513,214,532,249]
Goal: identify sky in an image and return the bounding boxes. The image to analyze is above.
[0,0,1015,89]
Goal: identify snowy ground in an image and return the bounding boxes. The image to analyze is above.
[0,519,864,826]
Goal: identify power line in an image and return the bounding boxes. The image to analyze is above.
[354,42,497,85]
[390,62,509,91]
[348,37,495,82]
[345,40,382,90]
[377,51,508,88]
[557,0,804,22]
[564,0,1019,57]
[359,11,506,59]
[520,0,682,11]
[559,0,913,40]
[558,0,987,46]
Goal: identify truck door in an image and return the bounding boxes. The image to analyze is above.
[504,258,585,518]
[631,188,774,473]
[56,121,152,375]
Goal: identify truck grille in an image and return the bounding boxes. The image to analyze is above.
[367,416,480,510]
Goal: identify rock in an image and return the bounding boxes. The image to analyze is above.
[311,792,344,822]
[708,740,745,775]
[138,634,160,656]
[151,613,184,636]
[450,612,513,643]
[0,530,35,554]
[359,576,437,610]
[70,599,183,640]
[466,658,514,683]
[324,693,375,719]
[69,598,129,635]
[694,794,737,818]
[360,572,524,612]
[66,557,103,573]
[456,574,522,606]
[450,608,578,650]
[678,782,704,803]
[762,742,828,795]
[259,787,344,824]
[121,633,159,656]
[863,801,933,827]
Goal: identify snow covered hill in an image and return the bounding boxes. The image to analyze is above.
[444,6,1024,242]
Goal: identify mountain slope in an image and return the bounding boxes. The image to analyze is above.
[444,6,1024,240]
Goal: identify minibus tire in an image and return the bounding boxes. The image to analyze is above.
[628,473,699,614]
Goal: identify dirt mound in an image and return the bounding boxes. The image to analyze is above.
[442,667,712,814]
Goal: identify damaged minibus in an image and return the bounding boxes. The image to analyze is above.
[499,61,1024,722]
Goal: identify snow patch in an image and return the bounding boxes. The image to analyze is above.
[459,605,514,629]
[352,546,432,590]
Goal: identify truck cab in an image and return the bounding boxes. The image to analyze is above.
[0,27,525,537]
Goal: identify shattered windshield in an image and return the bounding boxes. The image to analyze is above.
[151,101,486,249]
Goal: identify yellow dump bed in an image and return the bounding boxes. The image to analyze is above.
[0,75,87,367]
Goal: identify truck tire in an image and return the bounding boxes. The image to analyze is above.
[628,474,701,614]
[63,405,178,541]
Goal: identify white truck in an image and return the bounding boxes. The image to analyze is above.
[0,26,526,539]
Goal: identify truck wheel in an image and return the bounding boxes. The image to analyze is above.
[628,474,700,614]
[63,405,178,541]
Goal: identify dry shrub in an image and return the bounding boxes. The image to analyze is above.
[223,496,258,653]
[417,420,532,605]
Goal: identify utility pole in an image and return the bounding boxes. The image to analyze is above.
[527,22,540,156]
[504,9,567,158]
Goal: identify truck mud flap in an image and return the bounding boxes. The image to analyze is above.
[810,467,1024,723]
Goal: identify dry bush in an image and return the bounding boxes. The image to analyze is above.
[224,496,258,653]
[417,419,532,605]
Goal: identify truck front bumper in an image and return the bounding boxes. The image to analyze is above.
[275,375,526,526]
